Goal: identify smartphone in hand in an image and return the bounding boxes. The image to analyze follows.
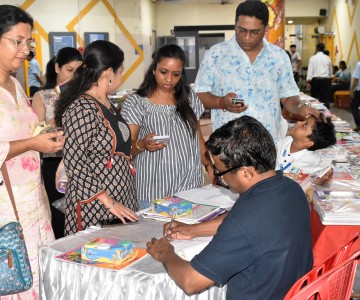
[151,135,170,144]
[232,98,245,106]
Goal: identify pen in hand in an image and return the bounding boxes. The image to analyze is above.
[164,209,177,241]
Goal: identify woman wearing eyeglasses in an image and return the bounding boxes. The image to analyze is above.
[0,5,65,299]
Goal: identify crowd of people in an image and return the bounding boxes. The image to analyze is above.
[1,0,360,299]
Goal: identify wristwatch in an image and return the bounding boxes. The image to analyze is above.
[298,101,311,109]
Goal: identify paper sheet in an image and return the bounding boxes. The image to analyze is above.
[174,185,238,208]
[172,237,213,261]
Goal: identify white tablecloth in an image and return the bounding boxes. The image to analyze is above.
[39,218,226,300]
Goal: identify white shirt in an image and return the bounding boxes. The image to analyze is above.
[352,61,360,91]
[306,51,332,81]
[276,136,331,174]
[291,52,301,72]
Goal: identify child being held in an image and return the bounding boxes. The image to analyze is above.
[276,113,336,183]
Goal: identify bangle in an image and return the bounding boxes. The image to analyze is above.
[218,97,226,112]
[135,139,145,151]
[106,199,116,210]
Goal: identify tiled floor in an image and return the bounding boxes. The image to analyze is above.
[331,106,355,128]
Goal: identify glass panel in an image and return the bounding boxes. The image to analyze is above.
[176,36,196,69]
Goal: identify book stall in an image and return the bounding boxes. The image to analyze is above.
[39,93,360,298]
[296,94,360,266]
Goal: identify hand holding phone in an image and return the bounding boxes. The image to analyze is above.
[151,135,170,144]
[232,98,245,106]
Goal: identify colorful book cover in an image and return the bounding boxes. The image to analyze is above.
[56,246,147,271]
[152,196,193,218]
[143,203,225,224]
[283,173,312,191]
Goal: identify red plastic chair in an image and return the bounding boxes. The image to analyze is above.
[284,249,360,300]
[284,232,360,300]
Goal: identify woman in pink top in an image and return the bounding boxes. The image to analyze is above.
[0,5,65,299]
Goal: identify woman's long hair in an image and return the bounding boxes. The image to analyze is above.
[137,44,197,137]
[44,47,83,89]
[54,40,124,127]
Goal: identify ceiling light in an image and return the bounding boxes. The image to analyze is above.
[287,20,294,24]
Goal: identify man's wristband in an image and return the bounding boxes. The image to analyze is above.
[218,97,226,112]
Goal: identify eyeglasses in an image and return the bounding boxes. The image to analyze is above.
[235,27,263,38]
[1,36,36,51]
[213,165,242,178]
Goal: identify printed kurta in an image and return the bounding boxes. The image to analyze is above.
[0,77,54,300]
[62,95,138,235]
[121,90,204,202]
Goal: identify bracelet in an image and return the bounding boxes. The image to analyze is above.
[218,97,226,112]
[106,199,116,210]
[135,139,145,151]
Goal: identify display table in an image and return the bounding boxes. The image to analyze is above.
[310,203,360,266]
[39,218,226,300]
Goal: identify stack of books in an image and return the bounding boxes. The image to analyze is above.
[142,196,225,224]
[313,188,360,225]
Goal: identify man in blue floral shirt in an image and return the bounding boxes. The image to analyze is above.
[194,0,318,144]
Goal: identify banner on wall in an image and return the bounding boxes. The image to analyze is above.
[262,0,285,48]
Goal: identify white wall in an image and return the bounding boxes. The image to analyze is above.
[155,0,329,37]
[1,0,344,90]
[286,0,329,18]
[326,0,360,72]
[0,0,156,90]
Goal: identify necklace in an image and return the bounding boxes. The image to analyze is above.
[87,90,116,115]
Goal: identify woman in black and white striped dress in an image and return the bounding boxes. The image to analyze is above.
[121,44,214,208]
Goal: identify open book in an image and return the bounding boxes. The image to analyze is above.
[174,184,238,209]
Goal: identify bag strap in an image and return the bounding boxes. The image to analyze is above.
[1,163,20,223]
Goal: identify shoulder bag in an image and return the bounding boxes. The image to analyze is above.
[0,164,33,296]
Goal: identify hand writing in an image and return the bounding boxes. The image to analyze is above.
[164,221,195,240]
